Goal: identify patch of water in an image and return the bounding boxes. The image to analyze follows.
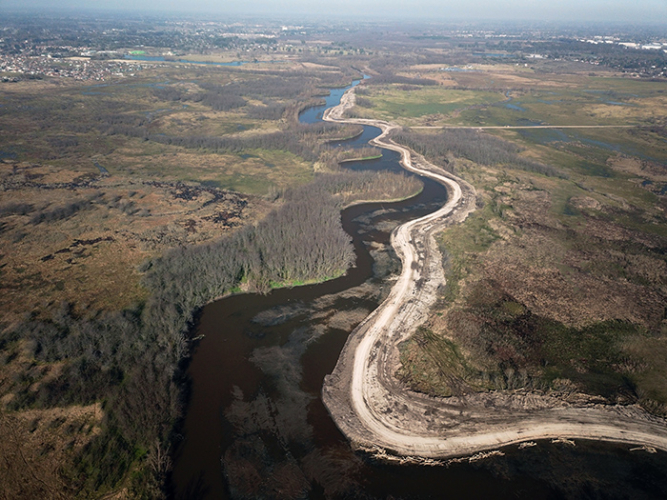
[298,78,364,124]
[0,149,18,160]
[604,101,633,106]
[92,161,109,175]
[506,102,526,112]
[472,52,514,58]
[441,67,476,72]
[144,108,171,121]
[516,118,544,127]
[523,128,661,163]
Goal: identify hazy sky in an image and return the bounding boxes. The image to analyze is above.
[2,0,666,23]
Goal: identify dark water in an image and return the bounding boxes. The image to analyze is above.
[171,80,667,500]
[297,79,362,124]
[92,160,109,175]
[506,102,526,112]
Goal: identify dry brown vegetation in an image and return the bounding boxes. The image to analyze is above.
[396,132,667,414]
[0,49,425,497]
[0,404,103,500]
[0,159,264,322]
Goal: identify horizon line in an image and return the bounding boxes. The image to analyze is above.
[1,6,667,26]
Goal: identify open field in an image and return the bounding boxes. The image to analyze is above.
[356,67,667,167]
[352,86,504,125]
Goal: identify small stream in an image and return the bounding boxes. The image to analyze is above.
[170,80,667,499]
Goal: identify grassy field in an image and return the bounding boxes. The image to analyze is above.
[357,68,667,166]
[106,141,312,194]
[354,86,504,125]
[454,76,667,127]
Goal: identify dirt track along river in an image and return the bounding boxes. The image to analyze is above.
[322,83,667,460]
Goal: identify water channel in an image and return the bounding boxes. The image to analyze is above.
[171,80,667,499]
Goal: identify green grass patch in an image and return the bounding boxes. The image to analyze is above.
[106,142,313,195]
[446,281,649,398]
[268,271,345,290]
[438,205,501,302]
[538,319,644,397]
[366,87,503,121]
[449,78,667,131]
[398,327,478,397]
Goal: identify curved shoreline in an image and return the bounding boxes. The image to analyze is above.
[322,84,667,460]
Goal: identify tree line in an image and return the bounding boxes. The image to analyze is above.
[102,115,364,164]
[143,170,420,299]
[392,128,565,178]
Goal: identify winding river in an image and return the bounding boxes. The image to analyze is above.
[171,80,667,499]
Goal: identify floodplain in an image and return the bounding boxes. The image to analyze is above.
[1,14,666,499]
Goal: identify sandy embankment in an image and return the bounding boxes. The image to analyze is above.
[321,85,667,460]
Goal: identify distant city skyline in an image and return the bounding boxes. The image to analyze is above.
[2,0,667,23]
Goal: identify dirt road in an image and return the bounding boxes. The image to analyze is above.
[321,85,667,460]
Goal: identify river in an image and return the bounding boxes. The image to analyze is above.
[170,79,667,499]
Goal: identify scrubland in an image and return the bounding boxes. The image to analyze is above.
[0,58,420,497]
[352,63,667,417]
[1,22,666,497]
